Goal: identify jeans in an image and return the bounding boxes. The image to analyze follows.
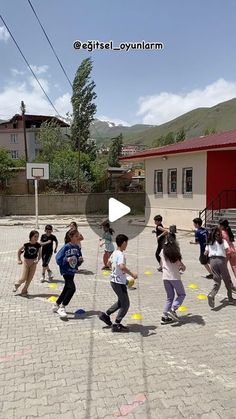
[208,257,232,300]
[57,274,76,306]
[107,282,130,322]
[163,279,186,315]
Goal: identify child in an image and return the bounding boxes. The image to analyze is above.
[160,233,186,324]
[40,224,58,282]
[64,221,84,248]
[205,227,234,308]
[100,221,115,270]
[218,219,236,285]
[99,234,137,332]
[190,217,213,279]
[14,230,41,296]
[54,229,83,318]
[153,215,168,272]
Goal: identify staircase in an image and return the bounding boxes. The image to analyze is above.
[199,190,236,235]
[206,209,236,235]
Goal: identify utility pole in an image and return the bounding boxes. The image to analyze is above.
[21,101,29,193]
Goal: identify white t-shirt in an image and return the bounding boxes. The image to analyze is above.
[205,240,229,257]
[160,250,182,281]
[110,250,127,285]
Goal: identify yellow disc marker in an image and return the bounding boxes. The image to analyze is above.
[144,271,153,276]
[197,294,208,300]
[48,283,58,289]
[178,306,188,312]
[102,271,110,276]
[131,313,143,320]
[188,283,199,289]
[48,296,58,302]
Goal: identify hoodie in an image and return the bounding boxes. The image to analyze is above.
[56,243,83,275]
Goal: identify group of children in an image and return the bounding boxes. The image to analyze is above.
[13,213,236,329]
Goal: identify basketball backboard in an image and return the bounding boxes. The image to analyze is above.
[26,163,49,180]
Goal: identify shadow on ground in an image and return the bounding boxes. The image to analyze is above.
[171,313,205,327]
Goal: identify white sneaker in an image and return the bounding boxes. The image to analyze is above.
[57,306,67,318]
[52,303,59,313]
[40,275,45,283]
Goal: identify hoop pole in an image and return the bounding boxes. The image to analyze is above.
[34,178,39,229]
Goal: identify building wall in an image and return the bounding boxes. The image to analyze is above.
[0,130,25,159]
[145,152,207,230]
[207,150,236,208]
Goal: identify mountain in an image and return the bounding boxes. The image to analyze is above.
[90,98,236,147]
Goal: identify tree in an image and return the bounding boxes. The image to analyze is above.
[0,149,15,189]
[37,120,70,162]
[204,128,217,136]
[176,128,185,142]
[71,58,97,152]
[108,134,123,167]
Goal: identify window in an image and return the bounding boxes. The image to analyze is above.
[168,169,177,194]
[182,168,193,195]
[11,150,19,159]
[154,170,163,194]
[11,134,18,144]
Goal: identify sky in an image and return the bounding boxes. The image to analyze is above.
[1,0,236,126]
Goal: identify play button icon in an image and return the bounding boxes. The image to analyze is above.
[109,198,131,222]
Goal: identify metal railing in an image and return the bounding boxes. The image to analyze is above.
[199,189,236,226]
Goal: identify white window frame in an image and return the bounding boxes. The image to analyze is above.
[154,170,163,195]
[182,167,193,195]
[11,133,18,144]
[168,168,177,194]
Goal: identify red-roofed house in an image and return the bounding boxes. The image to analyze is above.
[120,129,236,229]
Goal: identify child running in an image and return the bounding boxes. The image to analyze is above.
[99,234,137,332]
[205,227,234,308]
[100,221,115,270]
[218,219,236,287]
[160,233,186,324]
[190,217,213,279]
[14,230,41,296]
[153,215,168,272]
[54,229,83,318]
[40,224,58,282]
[64,221,84,248]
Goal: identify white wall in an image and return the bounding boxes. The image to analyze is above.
[145,151,207,230]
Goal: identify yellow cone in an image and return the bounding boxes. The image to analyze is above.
[188,283,199,289]
[102,271,110,276]
[178,306,188,312]
[48,296,58,302]
[131,313,143,320]
[48,283,57,289]
[197,294,207,300]
[144,271,153,276]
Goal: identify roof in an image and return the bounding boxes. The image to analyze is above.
[119,129,236,161]
[0,114,69,127]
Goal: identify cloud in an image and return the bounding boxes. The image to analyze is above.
[0,26,10,42]
[0,69,72,118]
[98,115,130,127]
[30,64,49,75]
[10,68,25,76]
[137,79,236,125]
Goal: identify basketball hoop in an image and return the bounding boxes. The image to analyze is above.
[33,176,41,181]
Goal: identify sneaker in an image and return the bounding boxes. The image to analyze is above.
[47,270,54,280]
[208,295,215,308]
[157,266,163,272]
[13,283,20,292]
[231,285,236,294]
[228,298,236,305]
[167,310,180,322]
[52,303,59,313]
[161,316,173,325]
[112,323,129,333]
[20,291,29,297]
[206,274,213,279]
[57,306,67,318]
[99,312,112,326]
[40,275,45,283]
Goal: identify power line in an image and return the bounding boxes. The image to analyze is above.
[0,13,60,116]
[27,0,73,89]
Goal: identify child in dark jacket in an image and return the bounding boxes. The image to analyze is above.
[54,230,83,318]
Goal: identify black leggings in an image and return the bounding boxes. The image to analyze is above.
[155,239,164,264]
[106,282,130,322]
[57,274,76,306]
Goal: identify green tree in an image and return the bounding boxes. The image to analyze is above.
[0,149,15,189]
[108,134,123,167]
[176,128,185,142]
[204,128,217,136]
[37,120,70,162]
[71,58,97,152]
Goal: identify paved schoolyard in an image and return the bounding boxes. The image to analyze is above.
[0,221,236,419]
